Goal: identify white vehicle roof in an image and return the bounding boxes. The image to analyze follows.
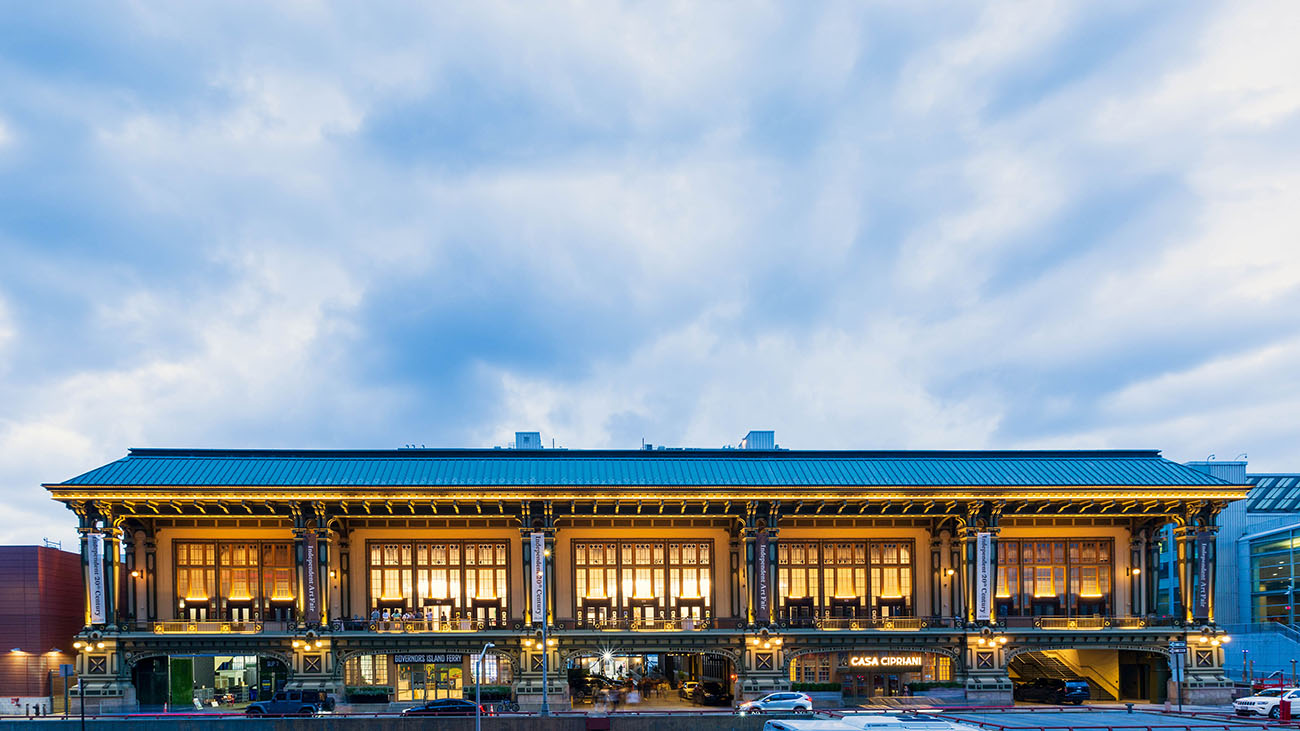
[762,721,863,731]
[837,714,982,731]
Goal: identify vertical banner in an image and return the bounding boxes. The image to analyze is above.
[531,532,546,623]
[756,530,771,623]
[1193,532,1212,621]
[303,532,320,623]
[974,532,993,621]
[87,533,106,624]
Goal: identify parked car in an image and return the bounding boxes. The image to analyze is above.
[678,681,700,700]
[692,681,734,706]
[401,698,484,716]
[739,691,814,713]
[244,689,332,716]
[1234,687,1300,718]
[1012,678,1090,704]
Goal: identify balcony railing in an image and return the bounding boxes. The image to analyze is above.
[999,615,1150,630]
[359,618,509,633]
[813,616,939,631]
[576,617,712,631]
[148,620,268,634]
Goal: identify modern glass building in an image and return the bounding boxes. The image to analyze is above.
[45,434,1248,710]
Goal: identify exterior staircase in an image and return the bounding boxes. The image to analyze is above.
[1008,652,1117,701]
[1222,623,1300,682]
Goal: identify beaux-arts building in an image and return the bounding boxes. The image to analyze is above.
[45,434,1249,709]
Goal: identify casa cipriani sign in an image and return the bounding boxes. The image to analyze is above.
[847,654,924,671]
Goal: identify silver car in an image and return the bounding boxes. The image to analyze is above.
[741,692,814,713]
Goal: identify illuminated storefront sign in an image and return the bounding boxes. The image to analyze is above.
[847,654,923,671]
[393,653,464,664]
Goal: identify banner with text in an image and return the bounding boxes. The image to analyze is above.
[304,532,320,624]
[756,530,771,624]
[531,532,546,623]
[1193,532,1213,621]
[87,533,106,624]
[974,532,993,621]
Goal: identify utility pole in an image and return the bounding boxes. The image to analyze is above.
[476,642,495,731]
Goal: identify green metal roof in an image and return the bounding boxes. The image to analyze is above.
[49,448,1233,488]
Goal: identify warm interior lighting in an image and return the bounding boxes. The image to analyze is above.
[997,636,1008,644]
[977,638,986,646]
[73,642,83,650]
[227,593,253,601]
[1221,635,1232,643]
[130,570,141,579]
[1131,568,1141,575]
[96,642,105,649]
[995,592,1012,598]
[945,568,956,576]
[1033,592,1056,598]
[1079,593,1104,598]
[184,594,208,602]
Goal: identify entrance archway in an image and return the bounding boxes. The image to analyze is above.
[1007,646,1169,703]
[562,647,739,708]
[127,652,290,711]
[784,647,958,701]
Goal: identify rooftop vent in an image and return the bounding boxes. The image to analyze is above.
[739,430,775,450]
[514,432,543,450]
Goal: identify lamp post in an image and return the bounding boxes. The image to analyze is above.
[476,642,495,731]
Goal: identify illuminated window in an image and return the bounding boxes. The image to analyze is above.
[367,540,509,620]
[997,539,1112,616]
[573,540,712,623]
[779,540,914,621]
[175,540,293,621]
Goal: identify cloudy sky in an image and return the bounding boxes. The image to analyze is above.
[2,1,1299,546]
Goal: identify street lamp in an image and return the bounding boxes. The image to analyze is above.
[476,642,495,731]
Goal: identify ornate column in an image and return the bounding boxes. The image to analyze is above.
[957,502,1010,704]
[1129,534,1144,617]
[929,535,943,619]
[291,502,326,628]
[517,500,562,711]
[144,530,158,622]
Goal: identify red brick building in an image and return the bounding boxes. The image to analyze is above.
[0,546,84,714]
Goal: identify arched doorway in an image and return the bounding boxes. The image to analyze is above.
[786,648,956,702]
[564,647,738,708]
[1008,647,1169,704]
[129,652,290,711]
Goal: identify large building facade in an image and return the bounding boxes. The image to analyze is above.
[45,436,1248,709]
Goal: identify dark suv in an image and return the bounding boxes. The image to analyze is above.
[245,689,334,716]
[1013,678,1090,705]
[692,681,734,707]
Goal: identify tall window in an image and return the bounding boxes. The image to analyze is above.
[573,540,713,624]
[367,540,509,623]
[996,539,1113,616]
[174,540,294,621]
[778,540,915,621]
[175,541,215,608]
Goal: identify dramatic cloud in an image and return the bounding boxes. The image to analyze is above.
[1,1,1298,546]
